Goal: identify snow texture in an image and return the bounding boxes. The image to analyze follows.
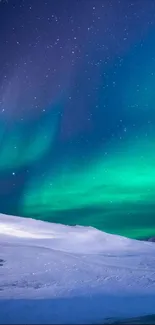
[0,213,155,324]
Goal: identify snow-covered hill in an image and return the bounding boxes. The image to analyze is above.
[0,213,155,324]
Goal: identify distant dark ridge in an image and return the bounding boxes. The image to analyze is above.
[105,314,155,324]
[148,237,155,242]
[139,237,155,242]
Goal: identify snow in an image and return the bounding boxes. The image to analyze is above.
[0,213,155,324]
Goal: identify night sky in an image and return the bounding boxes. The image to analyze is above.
[1,0,155,239]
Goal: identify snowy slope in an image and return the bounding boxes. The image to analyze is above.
[0,213,155,324]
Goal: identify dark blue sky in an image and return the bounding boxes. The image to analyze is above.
[0,0,155,239]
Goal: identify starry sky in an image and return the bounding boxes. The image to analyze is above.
[1,0,155,239]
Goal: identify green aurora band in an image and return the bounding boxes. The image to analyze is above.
[20,131,155,239]
[0,112,58,170]
[1,16,155,240]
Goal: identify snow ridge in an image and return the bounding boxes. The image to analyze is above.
[0,213,155,324]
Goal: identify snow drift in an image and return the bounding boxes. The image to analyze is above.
[0,213,155,324]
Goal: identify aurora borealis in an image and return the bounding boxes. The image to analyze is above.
[1,0,155,239]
